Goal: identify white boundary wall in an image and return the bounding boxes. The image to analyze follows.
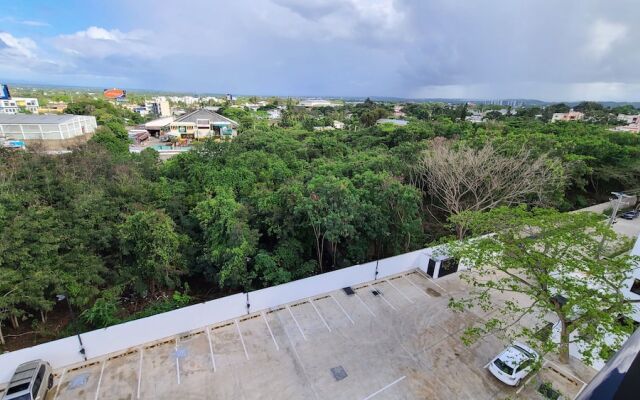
[0,248,430,384]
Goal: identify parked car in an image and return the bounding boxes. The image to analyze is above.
[487,342,539,386]
[2,360,53,400]
[620,210,640,220]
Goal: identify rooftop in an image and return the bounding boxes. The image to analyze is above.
[0,114,88,125]
[6,270,595,400]
[174,109,238,127]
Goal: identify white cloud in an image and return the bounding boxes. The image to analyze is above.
[585,19,628,59]
[53,26,160,59]
[0,32,37,59]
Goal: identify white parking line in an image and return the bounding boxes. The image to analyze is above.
[309,298,331,332]
[403,275,431,298]
[375,289,398,311]
[274,308,320,400]
[136,348,143,399]
[206,327,217,372]
[53,368,67,400]
[175,338,181,385]
[415,269,447,292]
[94,360,106,400]
[235,319,250,360]
[354,292,376,317]
[361,375,406,400]
[287,305,308,341]
[330,294,355,324]
[385,279,414,303]
[262,312,280,351]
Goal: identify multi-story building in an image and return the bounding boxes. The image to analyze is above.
[551,109,584,122]
[0,99,19,114]
[13,97,40,113]
[168,109,238,140]
[148,97,171,117]
[617,114,640,125]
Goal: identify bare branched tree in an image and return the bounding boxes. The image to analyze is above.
[417,140,565,238]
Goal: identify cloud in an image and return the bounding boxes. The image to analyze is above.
[0,16,50,27]
[53,26,160,59]
[585,20,628,59]
[0,32,37,60]
[2,1,640,100]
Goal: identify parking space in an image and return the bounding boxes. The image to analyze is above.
[40,269,595,399]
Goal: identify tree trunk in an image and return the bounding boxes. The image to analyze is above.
[559,320,570,364]
[40,310,46,323]
[10,315,19,329]
[0,322,4,345]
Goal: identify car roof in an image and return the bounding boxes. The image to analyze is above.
[498,345,533,368]
[8,360,43,388]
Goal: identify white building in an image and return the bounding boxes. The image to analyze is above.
[0,99,19,114]
[13,97,40,113]
[298,98,338,108]
[149,97,171,117]
[551,109,584,122]
[617,114,640,125]
[0,114,97,140]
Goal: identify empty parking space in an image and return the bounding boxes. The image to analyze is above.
[94,350,139,400]
[38,270,595,400]
[50,362,102,400]
[138,340,180,399]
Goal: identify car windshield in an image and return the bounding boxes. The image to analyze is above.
[10,395,31,400]
[494,359,514,375]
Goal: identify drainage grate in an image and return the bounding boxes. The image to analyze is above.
[173,347,188,359]
[330,366,348,381]
[68,373,90,389]
[371,289,381,296]
[426,288,441,297]
[343,287,355,296]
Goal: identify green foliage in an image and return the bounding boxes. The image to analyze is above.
[447,206,639,365]
[1,98,640,346]
[119,210,186,295]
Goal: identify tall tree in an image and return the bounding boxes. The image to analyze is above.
[448,206,640,365]
[416,140,565,238]
[119,210,184,295]
[193,189,259,290]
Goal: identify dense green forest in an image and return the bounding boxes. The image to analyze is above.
[1,99,640,348]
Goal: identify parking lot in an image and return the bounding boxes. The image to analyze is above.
[31,270,594,400]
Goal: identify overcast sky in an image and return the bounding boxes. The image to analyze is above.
[1,0,639,101]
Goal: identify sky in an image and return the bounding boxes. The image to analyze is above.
[1,0,639,101]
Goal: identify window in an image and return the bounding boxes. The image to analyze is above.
[493,359,513,375]
[32,365,45,397]
[631,279,640,296]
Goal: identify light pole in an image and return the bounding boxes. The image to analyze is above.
[56,294,87,361]
[597,192,631,259]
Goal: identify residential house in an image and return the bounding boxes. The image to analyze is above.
[551,109,584,122]
[168,109,239,140]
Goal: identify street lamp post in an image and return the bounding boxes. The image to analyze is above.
[597,192,631,259]
[56,294,87,361]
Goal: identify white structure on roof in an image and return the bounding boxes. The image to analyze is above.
[0,114,97,140]
[298,98,338,108]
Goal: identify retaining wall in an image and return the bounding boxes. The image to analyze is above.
[0,248,429,384]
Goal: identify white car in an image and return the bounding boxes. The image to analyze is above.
[487,342,539,386]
